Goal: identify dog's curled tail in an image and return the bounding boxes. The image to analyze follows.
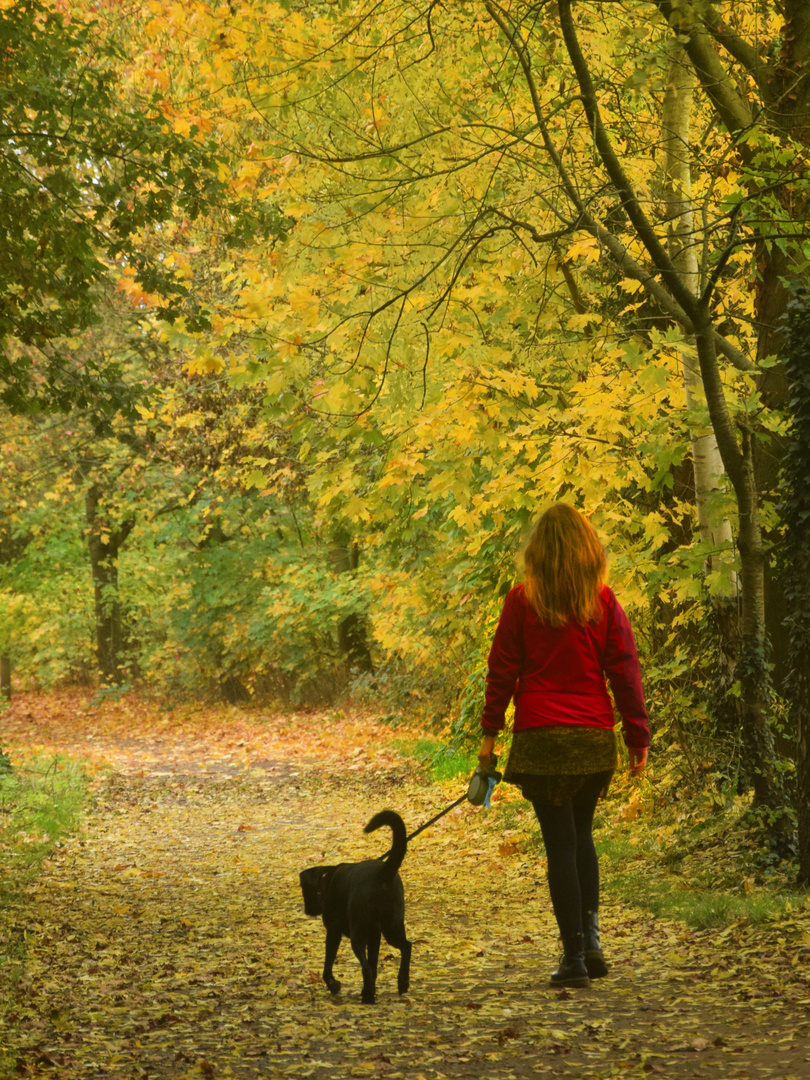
[364,810,407,879]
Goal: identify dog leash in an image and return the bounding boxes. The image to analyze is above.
[405,792,469,843]
[383,758,503,856]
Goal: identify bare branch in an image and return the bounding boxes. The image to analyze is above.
[485,0,754,372]
[557,0,697,315]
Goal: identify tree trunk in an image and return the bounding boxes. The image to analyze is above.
[692,325,786,823]
[85,484,135,685]
[329,542,374,675]
[0,654,10,701]
[790,545,810,882]
[661,46,735,579]
[661,47,744,739]
[782,293,810,883]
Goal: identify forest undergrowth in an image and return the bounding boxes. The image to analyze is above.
[0,690,808,1079]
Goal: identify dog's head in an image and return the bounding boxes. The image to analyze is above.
[299,865,334,917]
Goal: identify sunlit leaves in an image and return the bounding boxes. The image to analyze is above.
[0,0,234,415]
[5,0,804,748]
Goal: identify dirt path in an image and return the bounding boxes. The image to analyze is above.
[2,693,809,1079]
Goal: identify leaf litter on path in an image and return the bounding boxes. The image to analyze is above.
[1,691,809,1079]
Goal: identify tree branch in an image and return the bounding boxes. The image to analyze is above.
[698,1,774,105]
[557,0,698,316]
[655,0,756,135]
[485,0,755,373]
[590,220,755,371]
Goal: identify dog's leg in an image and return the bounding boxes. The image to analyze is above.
[351,928,378,1004]
[383,924,412,995]
[367,927,381,982]
[397,937,412,995]
[322,926,342,995]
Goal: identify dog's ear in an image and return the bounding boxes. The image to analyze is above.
[299,866,327,916]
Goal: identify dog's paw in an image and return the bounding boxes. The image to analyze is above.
[398,978,410,995]
[361,992,376,1005]
[326,978,341,995]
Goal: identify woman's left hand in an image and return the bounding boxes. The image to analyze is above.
[628,746,648,776]
[478,734,495,764]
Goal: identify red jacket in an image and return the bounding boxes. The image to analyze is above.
[481,584,650,749]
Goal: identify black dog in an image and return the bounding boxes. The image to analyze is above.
[299,810,412,1004]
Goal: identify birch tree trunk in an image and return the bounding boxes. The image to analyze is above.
[661,46,741,734]
[661,47,735,578]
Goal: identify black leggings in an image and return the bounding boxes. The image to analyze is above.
[531,774,604,942]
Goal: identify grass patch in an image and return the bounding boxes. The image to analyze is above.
[393,737,478,783]
[644,887,807,929]
[0,754,87,881]
[495,784,808,932]
[0,752,89,1074]
[591,797,808,930]
[600,853,807,929]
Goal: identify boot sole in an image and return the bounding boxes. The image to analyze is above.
[549,976,591,988]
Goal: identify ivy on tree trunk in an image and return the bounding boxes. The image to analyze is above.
[781,292,810,884]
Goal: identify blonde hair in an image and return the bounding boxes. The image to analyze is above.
[522,504,607,626]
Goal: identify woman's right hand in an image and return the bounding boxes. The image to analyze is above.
[478,734,495,765]
[628,746,648,776]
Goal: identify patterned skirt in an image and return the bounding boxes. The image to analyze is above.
[503,724,618,807]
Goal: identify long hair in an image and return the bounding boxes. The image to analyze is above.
[522,504,607,626]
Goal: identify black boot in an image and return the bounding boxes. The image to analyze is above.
[549,932,590,989]
[583,910,609,979]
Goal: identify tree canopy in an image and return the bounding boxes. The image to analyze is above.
[0,0,232,417]
[2,0,809,876]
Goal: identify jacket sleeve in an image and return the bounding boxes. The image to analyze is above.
[603,591,650,749]
[481,587,525,735]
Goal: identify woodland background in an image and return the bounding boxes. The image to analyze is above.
[2,0,810,880]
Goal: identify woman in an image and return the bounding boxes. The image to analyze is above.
[478,504,649,989]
